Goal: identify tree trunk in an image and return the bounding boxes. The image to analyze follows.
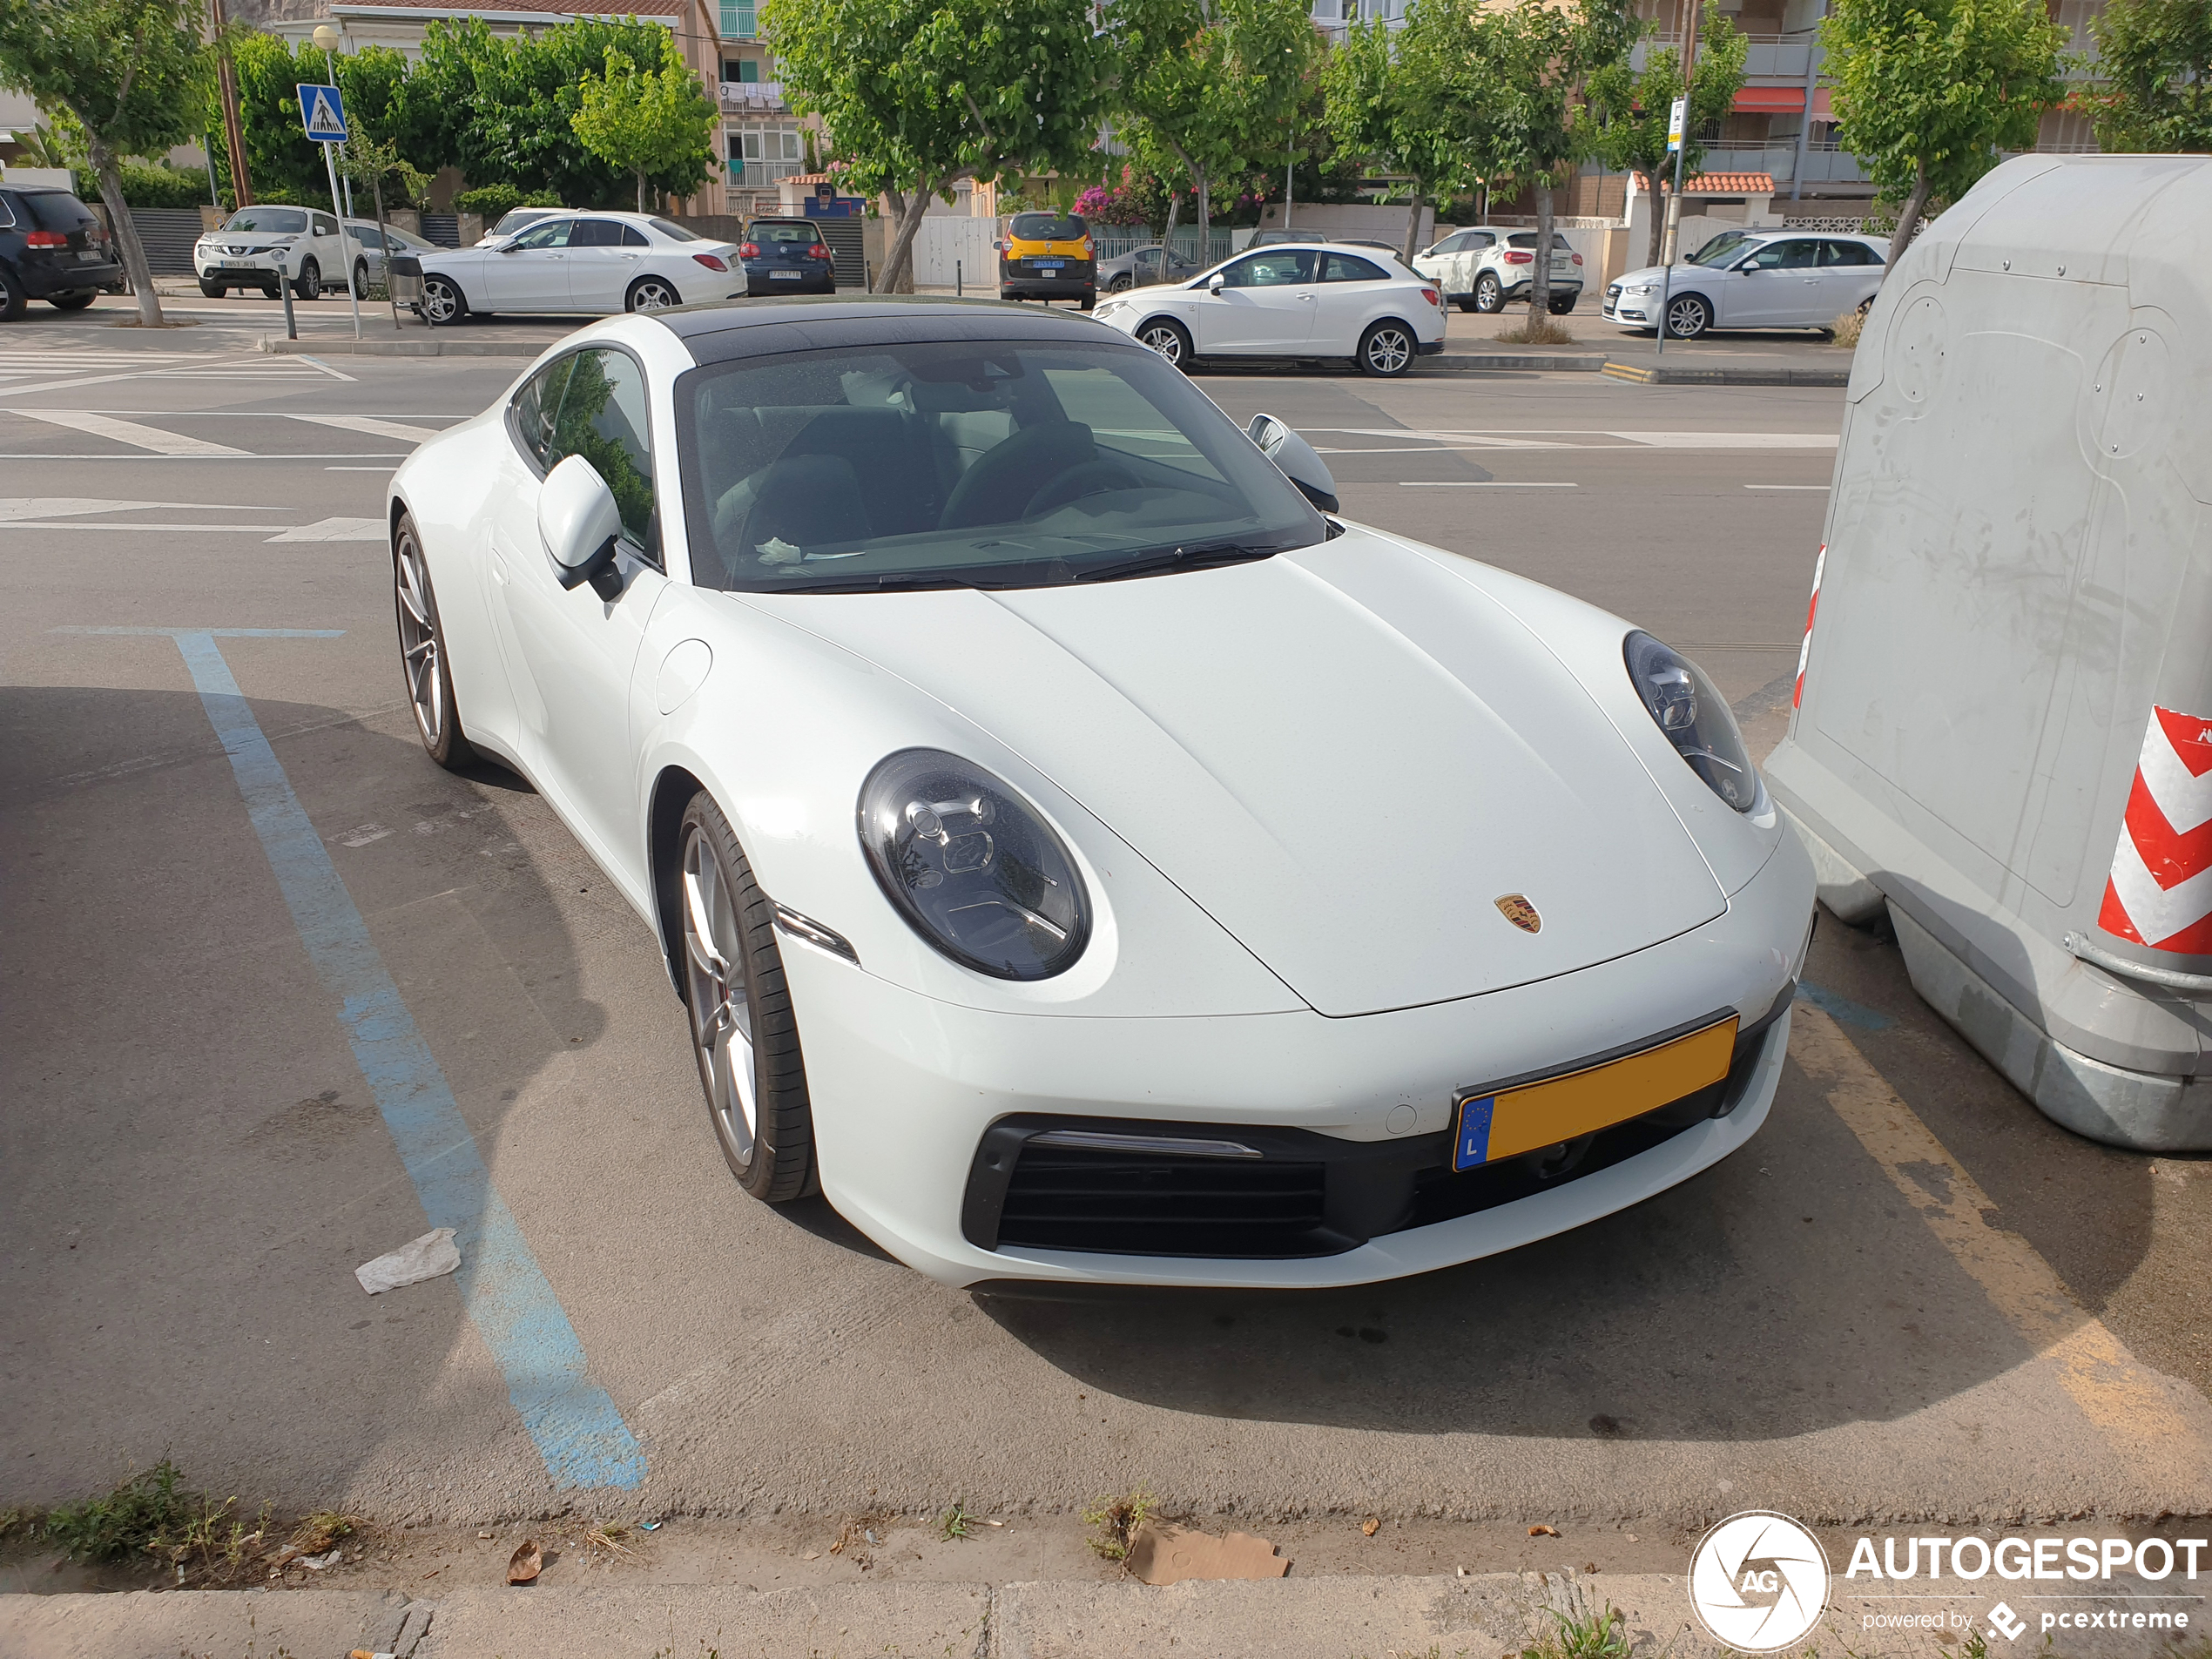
[880,183,934,293]
[1194,168,1210,260]
[1530,178,1554,320]
[1402,190,1426,266]
[1161,187,1181,260]
[636,170,647,214]
[85,132,162,327]
[1885,160,1931,275]
[1645,174,1669,269]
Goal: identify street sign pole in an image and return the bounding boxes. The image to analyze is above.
[1655,0,1703,357]
[297,83,361,340]
[321,138,362,340]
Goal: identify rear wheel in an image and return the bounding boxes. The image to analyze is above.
[678,792,817,1202]
[392,512,474,771]
[421,274,466,326]
[1357,319,1416,377]
[1474,272,1504,313]
[0,269,25,322]
[1663,292,1711,339]
[1137,317,1192,370]
[48,289,97,311]
[1079,292,1095,312]
[626,274,681,312]
[1108,273,1132,293]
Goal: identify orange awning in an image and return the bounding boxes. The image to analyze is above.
[1734,85,1805,112]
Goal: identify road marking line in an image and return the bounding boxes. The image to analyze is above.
[1608,430,1838,448]
[0,453,410,461]
[1744,483,1831,490]
[0,497,285,521]
[327,465,399,471]
[286,412,443,443]
[51,624,647,1492]
[0,522,308,532]
[1791,1001,2209,1470]
[10,408,246,455]
[264,516,385,542]
[1398,481,1577,488]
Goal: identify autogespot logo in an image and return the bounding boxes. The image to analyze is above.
[1689,1511,1832,1652]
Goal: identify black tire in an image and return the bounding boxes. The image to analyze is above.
[1357,319,1417,377]
[48,289,97,311]
[392,511,475,772]
[1108,273,1132,293]
[1136,316,1192,370]
[199,279,227,299]
[421,273,467,326]
[625,274,682,312]
[1474,272,1504,314]
[260,285,280,300]
[0,267,25,322]
[1453,295,1477,313]
[1662,292,1711,339]
[353,257,370,298]
[1548,293,1578,314]
[1079,292,1095,312]
[293,257,320,301]
[676,791,817,1203]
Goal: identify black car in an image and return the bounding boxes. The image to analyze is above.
[0,186,121,320]
[739,218,836,295]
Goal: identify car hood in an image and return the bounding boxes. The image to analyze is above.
[1615,263,1710,287]
[775,528,1725,1016]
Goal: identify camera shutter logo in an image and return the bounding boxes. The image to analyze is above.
[1688,1512,1831,1652]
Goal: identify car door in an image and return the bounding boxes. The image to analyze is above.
[1131,246,1162,288]
[1190,249,1317,354]
[1312,250,1394,352]
[481,215,576,310]
[567,218,642,311]
[490,345,669,873]
[1816,237,1885,316]
[1724,236,1821,326]
[307,210,342,288]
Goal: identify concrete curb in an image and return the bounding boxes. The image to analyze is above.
[1426,351,1607,373]
[259,334,547,358]
[1602,359,1851,387]
[1,1569,2179,1659]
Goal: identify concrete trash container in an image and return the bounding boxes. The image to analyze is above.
[1764,152,2212,1152]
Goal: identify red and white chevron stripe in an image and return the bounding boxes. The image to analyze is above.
[2097,705,2212,954]
[1792,544,1825,711]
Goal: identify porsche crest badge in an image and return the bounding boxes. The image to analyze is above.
[1494,894,1541,934]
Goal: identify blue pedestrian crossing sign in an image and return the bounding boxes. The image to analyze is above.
[297,83,347,142]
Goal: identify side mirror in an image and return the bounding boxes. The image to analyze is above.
[538,454,626,599]
[1246,413,1339,514]
[1208,273,1225,294]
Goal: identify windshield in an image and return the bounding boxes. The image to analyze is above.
[750,220,823,244]
[224,207,306,234]
[490,208,555,235]
[678,339,1323,593]
[1686,231,1755,266]
[1009,212,1086,241]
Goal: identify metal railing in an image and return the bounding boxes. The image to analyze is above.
[720,81,785,110]
[718,1,755,37]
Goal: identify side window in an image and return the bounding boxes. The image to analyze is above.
[1470,233,1496,250]
[1749,239,1819,269]
[1222,249,1314,287]
[0,194,18,230]
[621,224,650,246]
[1820,239,1873,267]
[1321,253,1386,283]
[571,219,621,247]
[354,226,384,251]
[547,348,658,559]
[512,355,577,471]
[512,219,575,251]
[312,213,337,237]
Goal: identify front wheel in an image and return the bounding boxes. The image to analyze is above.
[626,275,681,312]
[1136,317,1192,370]
[1474,272,1503,314]
[677,792,817,1202]
[293,257,320,301]
[392,512,475,771]
[1453,295,1477,313]
[1548,293,1578,314]
[1663,292,1711,339]
[421,274,466,326]
[199,279,227,299]
[49,289,98,311]
[1357,319,1416,377]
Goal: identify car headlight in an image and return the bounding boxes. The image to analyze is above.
[857,749,1090,979]
[1623,631,1763,813]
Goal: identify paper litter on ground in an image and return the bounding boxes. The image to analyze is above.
[354,1227,460,1294]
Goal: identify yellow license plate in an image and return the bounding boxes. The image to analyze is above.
[1452,1017,1737,1170]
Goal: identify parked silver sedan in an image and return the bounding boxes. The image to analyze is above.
[1603,230,1886,338]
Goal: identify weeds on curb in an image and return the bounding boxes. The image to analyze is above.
[1830,307,1866,349]
[288,1511,357,1554]
[1081,1489,1157,1561]
[1519,1602,1631,1659]
[44,1460,201,1564]
[1492,317,1578,346]
[937,1501,976,1542]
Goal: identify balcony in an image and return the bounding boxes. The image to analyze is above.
[1630,34,1819,77]
[718,1,755,37]
[720,79,785,111]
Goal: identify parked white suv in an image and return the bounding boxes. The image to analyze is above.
[194,206,356,300]
[1413,227,1582,314]
[1603,231,1886,337]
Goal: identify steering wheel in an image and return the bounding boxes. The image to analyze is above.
[1024,459,1142,517]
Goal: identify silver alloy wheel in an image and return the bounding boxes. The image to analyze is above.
[394,526,444,751]
[1137,321,1184,365]
[354,258,369,297]
[629,278,680,311]
[682,827,758,1165]
[1363,325,1413,374]
[421,277,461,324]
[296,257,320,300]
[1474,273,1503,313]
[1666,293,1710,338]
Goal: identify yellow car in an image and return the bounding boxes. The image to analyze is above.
[997,210,1096,308]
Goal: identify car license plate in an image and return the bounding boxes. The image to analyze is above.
[221,259,257,268]
[771,269,802,280]
[1034,260,1063,270]
[1451,1016,1737,1170]
[78,249,104,261]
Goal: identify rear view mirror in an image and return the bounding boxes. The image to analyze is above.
[1246,413,1339,515]
[538,454,625,599]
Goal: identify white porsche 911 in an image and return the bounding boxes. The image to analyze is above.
[387,296,1814,1289]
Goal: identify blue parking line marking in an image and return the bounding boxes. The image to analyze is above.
[1794,981,1896,1032]
[57,624,646,1490]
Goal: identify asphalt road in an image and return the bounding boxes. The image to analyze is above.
[4,302,2209,1542]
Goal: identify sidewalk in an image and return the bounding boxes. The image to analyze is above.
[0,1568,2177,1659]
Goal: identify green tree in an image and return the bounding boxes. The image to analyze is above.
[765,0,1109,292]
[204,35,418,209]
[1587,9,1749,269]
[570,47,717,211]
[1109,0,1317,251]
[2087,0,2212,152]
[1822,0,2070,266]
[1324,4,1475,265]
[0,0,211,324]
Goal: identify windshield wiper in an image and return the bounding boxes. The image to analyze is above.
[1072,542,1280,583]
[759,570,1005,594]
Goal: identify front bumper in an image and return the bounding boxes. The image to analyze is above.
[196,253,285,286]
[782,825,1813,1287]
[1603,287,1654,322]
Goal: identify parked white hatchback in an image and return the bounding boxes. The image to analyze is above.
[415,210,743,324]
[194,204,354,300]
[1093,243,1445,376]
[1413,227,1584,314]
[1603,230,1887,338]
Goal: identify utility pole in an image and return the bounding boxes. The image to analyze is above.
[209,0,253,207]
[1653,0,1702,354]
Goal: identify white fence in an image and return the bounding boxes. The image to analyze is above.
[910,217,999,289]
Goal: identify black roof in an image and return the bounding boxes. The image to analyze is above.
[653,294,1125,366]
